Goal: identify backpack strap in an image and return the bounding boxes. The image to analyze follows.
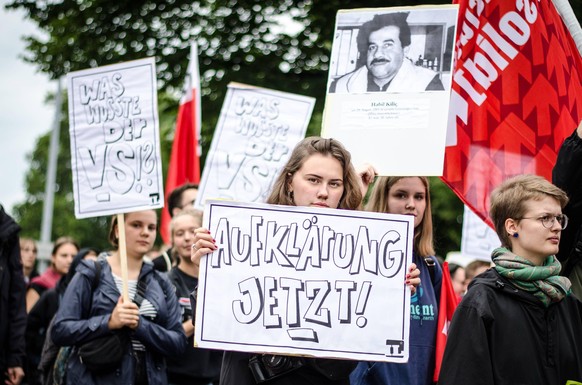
[92,260,102,291]
[423,256,436,286]
[133,273,148,308]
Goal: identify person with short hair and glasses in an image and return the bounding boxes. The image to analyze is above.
[438,174,582,384]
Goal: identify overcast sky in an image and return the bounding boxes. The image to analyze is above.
[1,4,54,217]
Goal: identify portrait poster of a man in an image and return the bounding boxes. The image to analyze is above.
[328,8,456,94]
[321,5,459,177]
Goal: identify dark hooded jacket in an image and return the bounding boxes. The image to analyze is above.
[552,129,582,297]
[0,205,26,371]
[438,268,582,385]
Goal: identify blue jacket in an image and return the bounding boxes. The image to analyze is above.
[52,259,187,385]
[350,253,442,385]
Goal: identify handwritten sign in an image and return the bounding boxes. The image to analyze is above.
[67,58,164,218]
[461,205,500,263]
[195,83,314,209]
[195,200,413,362]
[322,5,459,176]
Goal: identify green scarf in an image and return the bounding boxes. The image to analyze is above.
[492,247,571,307]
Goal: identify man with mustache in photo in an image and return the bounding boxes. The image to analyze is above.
[331,12,445,93]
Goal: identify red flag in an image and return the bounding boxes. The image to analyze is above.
[433,262,460,382]
[442,0,582,226]
[160,44,202,244]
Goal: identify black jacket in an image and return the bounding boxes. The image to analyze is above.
[438,268,582,385]
[0,205,26,371]
[552,129,582,296]
[167,267,222,384]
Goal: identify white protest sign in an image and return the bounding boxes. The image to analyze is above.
[461,205,500,263]
[195,200,413,363]
[195,83,315,209]
[322,5,459,176]
[67,58,164,218]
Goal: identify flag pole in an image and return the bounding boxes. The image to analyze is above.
[40,77,62,270]
[552,0,582,55]
[117,213,130,302]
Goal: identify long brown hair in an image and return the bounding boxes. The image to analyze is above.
[366,176,435,257]
[266,137,362,210]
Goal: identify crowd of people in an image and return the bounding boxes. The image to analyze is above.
[1,126,581,385]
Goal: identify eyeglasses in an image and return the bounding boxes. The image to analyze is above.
[519,214,569,230]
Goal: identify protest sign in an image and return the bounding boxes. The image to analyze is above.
[195,83,315,209]
[195,200,414,363]
[460,205,500,263]
[67,57,164,219]
[322,5,458,176]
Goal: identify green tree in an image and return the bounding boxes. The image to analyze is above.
[9,0,578,254]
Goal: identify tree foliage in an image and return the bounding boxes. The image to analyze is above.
[9,0,577,254]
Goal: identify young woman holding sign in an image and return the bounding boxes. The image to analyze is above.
[350,176,442,385]
[191,137,421,385]
[51,209,187,385]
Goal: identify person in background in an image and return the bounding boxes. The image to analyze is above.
[463,260,490,287]
[51,210,187,385]
[26,237,79,312]
[153,183,199,272]
[439,175,582,384]
[167,210,222,385]
[447,263,467,300]
[20,238,39,286]
[190,137,421,385]
[552,120,582,298]
[0,205,26,385]
[26,247,99,385]
[350,176,442,385]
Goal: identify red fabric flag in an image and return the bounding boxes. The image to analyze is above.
[160,44,202,244]
[433,262,460,382]
[442,0,582,226]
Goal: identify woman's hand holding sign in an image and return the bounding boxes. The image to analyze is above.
[191,227,217,278]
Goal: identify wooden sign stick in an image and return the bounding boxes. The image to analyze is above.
[117,213,130,302]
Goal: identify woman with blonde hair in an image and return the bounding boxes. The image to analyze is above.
[20,237,39,285]
[439,175,582,384]
[351,176,441,385]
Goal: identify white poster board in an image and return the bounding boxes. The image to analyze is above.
[67,57,164,218]
[461,205,500,263]
[195,83,315,209]
[322,5,459,176]
[195,200,413,363]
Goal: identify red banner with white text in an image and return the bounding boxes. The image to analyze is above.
[442,0,582,226]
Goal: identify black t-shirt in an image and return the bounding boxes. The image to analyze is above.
[166,267,222,384]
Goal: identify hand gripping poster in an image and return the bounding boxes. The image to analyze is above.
[67,57,164,218]
[195,83,315,209]
[195,200,414,363]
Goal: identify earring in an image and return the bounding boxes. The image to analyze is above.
[512,233,519,238]
[288,190,294,200]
